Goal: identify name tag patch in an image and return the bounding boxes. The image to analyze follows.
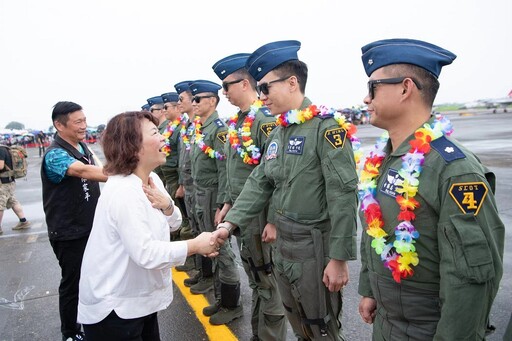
[265,141,279,160]
[286,136,305,155]
[380,168,404,198]
[260,122,277,137]
[449,182,488,215]
[324,128,346,149]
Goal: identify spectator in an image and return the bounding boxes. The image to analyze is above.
[0,145,31,235]
[41,101,107,341]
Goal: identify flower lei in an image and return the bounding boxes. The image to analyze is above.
[358,115,453,282]
[227,99,264,165]
[193,116,226,160]
[275,104,362,166]
[161,117,186,156]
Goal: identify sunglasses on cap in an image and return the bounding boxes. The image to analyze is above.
[222,78,244,92]
[256,75,292,96]
[367,77,422,100]
[192,95,217,103]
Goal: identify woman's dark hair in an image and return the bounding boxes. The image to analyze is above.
[52,101,83,126]
[101,111,158,176]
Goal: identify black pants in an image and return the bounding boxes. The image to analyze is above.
[83,310,160,341]
[50,236,89,337]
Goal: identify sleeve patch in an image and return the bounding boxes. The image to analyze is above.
[217,131,228,144]
[324,128,346,149]
[449,182,488,215]
[260,122,277,137]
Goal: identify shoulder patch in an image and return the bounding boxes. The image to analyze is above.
[430,136,465,163]
[324,127,346,149]
[217,131,228,144]
[260,107,273,117]
[214,118,225,127]
[449,182,488,215]
[260,122,277,137]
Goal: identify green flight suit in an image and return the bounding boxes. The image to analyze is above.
[191,111,239,292]
[358,116,505,340]
[224,105,286,340]
[158,119,180,198]
[225,98,359,340]
[178,119,198,237]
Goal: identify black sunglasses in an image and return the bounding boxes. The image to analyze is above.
[222,78,244,92]
[367,77,422,100]
[192,95,216,103]
[150,107,162,113]
[256,75,292,96]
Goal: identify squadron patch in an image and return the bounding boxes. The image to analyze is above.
[380,168,404,198]
[260,107,272,117]
[260,122,277,137]
[449,182,488,215]
[217,131,228,144]
[324,128,346,149]
[286,136,305,155]
[266,141,278,160]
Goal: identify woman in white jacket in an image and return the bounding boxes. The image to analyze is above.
[78,111,221,340]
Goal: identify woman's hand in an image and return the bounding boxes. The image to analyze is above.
[143,177,173,213]
[187,232,224,258]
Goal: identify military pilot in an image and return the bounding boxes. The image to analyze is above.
[173,81,200,273]
[357,38,504,340]
[212,53,286,341]
[189,80,243,325]
[147,95,166,185]
[214,40,360,340]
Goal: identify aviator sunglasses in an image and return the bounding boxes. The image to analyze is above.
[367,77,422,100]
[222,78,244,92]
[192,95,217,103]
[256,75,292,96]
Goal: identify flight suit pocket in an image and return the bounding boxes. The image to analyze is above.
[442,214,495,283]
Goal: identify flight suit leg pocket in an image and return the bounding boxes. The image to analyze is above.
[442,213,495,283]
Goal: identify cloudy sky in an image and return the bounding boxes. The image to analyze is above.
[1,0,510,130]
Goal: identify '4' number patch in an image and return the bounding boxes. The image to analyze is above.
[449,182,488,215]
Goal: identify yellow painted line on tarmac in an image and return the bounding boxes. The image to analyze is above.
[172,268,238,341]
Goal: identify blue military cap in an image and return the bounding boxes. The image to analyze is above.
[189,80,222,96]
[246,40,301,81]
[147,96,164,106]
[361,38,456,78]
[161,92,179,103]
[212,53,251,80]
[174,81,192,94]
[141,103,151,111]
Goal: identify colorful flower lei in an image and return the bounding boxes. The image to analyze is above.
[275,104,362,166]
[227,99,264,165]
[358,115,453,282]
[178,113,193,151]
[161,117,186,156]
[194,116,226,160]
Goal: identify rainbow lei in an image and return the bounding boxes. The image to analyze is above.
[180,114,192,151]
[161,117,186,155]
[194,116,226,160]
[358,115,453,282]
[276,104,362,166]
[227,99,264,165]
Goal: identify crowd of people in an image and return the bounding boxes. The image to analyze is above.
[2,37,504,341]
